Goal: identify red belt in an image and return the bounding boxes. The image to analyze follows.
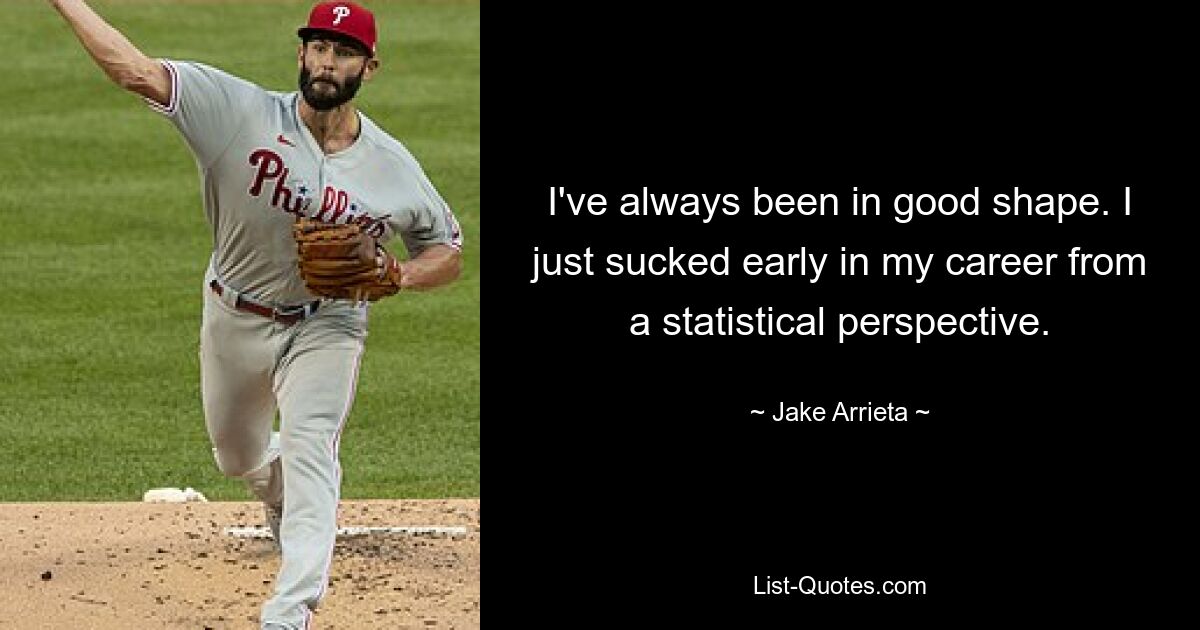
[209,280,319,326]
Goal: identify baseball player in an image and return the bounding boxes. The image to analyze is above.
[47,1,464,628]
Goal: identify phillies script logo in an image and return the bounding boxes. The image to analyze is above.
[248,148,387,237]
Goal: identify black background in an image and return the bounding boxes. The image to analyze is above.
[488,8,1187,626]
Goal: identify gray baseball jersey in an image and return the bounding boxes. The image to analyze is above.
[148,59,463,305]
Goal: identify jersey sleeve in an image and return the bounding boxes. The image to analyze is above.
[391,158,464,257]
[145,60,262,168]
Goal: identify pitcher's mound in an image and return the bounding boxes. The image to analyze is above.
[0,500,479,629]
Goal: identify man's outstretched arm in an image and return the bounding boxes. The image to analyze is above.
[48,0,170,106]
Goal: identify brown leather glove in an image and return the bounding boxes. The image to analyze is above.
[293,218,402,301]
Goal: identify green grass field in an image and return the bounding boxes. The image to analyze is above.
[0,1,480,501]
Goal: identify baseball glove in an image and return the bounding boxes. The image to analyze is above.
[293,218,403,301]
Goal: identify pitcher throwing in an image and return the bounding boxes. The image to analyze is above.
[47,2,463,628]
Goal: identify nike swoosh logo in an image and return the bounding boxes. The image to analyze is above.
[277,134,295,147]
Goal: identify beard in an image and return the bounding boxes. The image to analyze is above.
[299,63,365,111]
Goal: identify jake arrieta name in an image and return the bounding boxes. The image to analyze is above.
[774,401,907,422]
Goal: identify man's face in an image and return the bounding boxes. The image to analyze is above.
[298,37,377,111]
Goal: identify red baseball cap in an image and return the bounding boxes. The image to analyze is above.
[298,1,377,57]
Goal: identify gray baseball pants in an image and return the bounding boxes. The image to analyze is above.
[200,278,367,629]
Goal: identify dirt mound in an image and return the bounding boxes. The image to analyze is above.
[0,500,479,629]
